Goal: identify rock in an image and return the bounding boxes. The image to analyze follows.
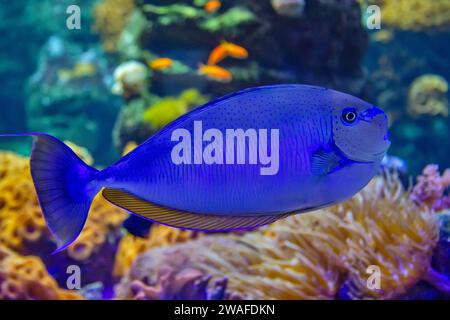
[25,37,121,164]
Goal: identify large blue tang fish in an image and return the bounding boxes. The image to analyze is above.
[1,85,390,252]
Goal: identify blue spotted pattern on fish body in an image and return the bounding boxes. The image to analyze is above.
[0,84,390,252]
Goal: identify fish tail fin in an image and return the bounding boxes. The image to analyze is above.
[0,133,101,253]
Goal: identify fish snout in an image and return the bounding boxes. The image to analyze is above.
[360,106,385,121]
[367,108,391,157]
[361,107,389,133]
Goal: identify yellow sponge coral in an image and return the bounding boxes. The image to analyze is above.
[143,89,209,130]
[363,0,450,31]
[408,74,449,117]
[0,151,40,249]
[93,0,136,52]
[0,245,83,300]
[143,97,188,129]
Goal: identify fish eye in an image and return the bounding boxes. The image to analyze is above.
[341,108,358,125]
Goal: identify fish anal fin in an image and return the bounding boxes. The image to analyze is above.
[102,188,289,232]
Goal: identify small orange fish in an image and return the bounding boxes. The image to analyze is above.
[222,41,248,60]
[207,45,228,65]
[207,41,248,65]
[204,0,221,14]
[149,57,173,70]
[198,64,232,83]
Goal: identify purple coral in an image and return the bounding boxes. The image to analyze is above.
[117,243,239,300]
[130,268,232,300]
[411,164,450,211]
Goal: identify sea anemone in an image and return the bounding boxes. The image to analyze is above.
[111,61,149,98]
[116,173,442,299]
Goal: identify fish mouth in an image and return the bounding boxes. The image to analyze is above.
[333,127,391,163]
[337,145,388,164]
[372,147,390,161]
[341,135,390,163]
[334,142,376,164]
[361,111,391,161]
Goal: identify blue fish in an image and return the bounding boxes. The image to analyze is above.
[1,85,390,252]
[122,214,153,237]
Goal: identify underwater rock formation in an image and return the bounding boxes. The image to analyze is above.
[25,37,121,165]
[116,174,441,300]
[0,0,98,140]
[115,237,242,300]
[0,245,83,300]
[110,0,367,98]
[112,98,151,152]
[114,225,202,278]
[408,74,449,117]
[129,264,232,300]
[0,149,126,290]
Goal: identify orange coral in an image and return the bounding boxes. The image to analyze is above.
[93,0,136,52]
[0,245,83,300]
[0,149,126,261]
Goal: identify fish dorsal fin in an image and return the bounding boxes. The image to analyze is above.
[148,85,310,139]
[102,188,290,231]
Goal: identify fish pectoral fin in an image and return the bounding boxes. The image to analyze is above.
[311,147,345,176]
[102,188,291,232]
